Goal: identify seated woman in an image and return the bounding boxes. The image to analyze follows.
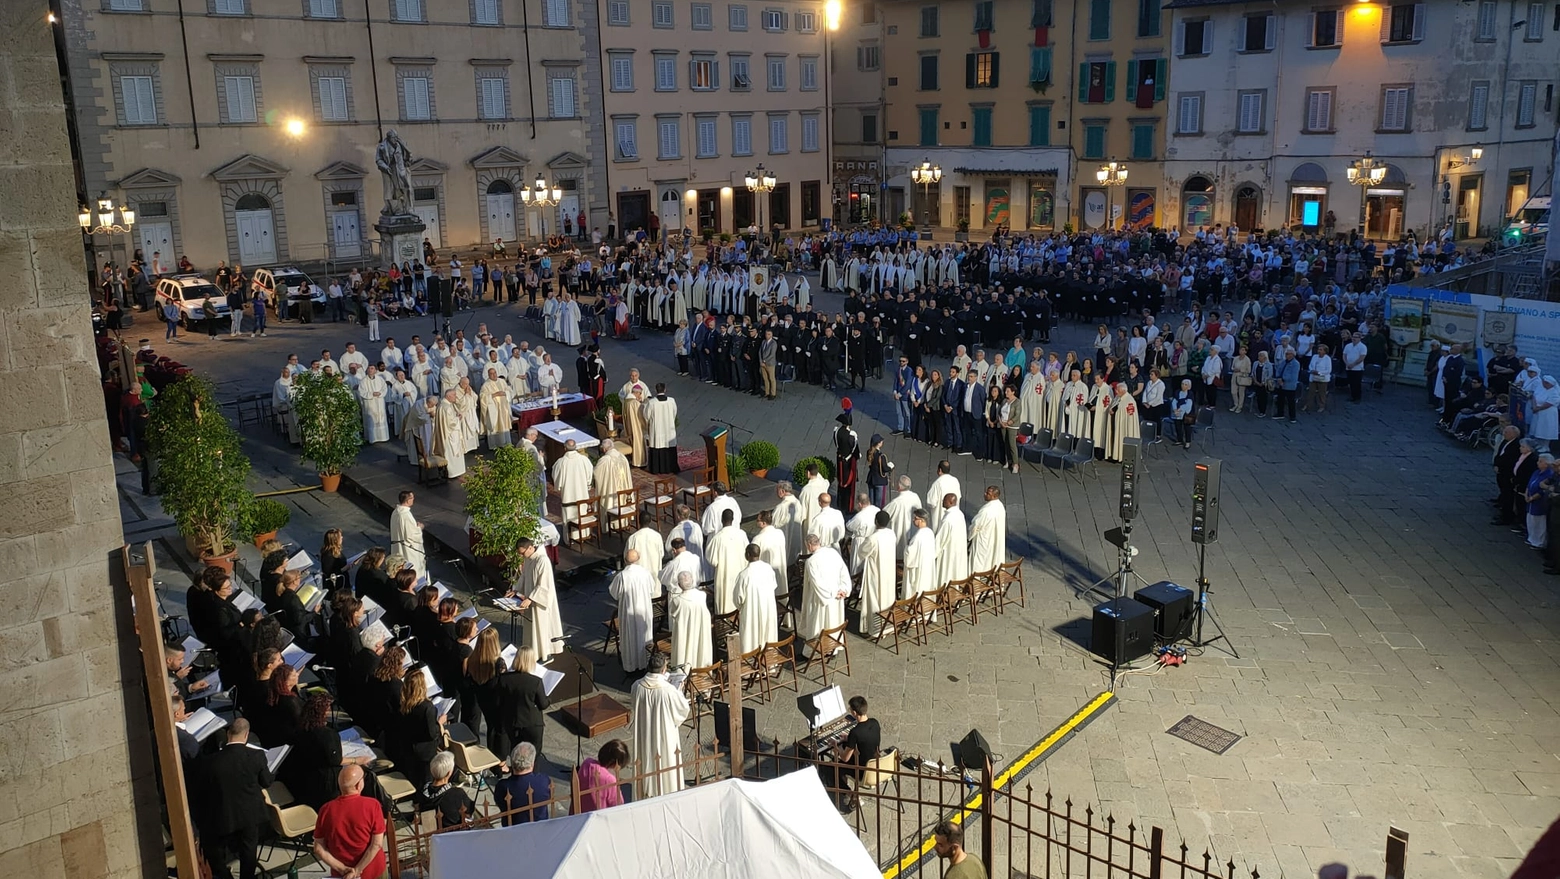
[420,751,474,830]
[575,739,630,814]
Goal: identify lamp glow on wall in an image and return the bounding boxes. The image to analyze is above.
[1448,145,1484,170]
[824,0,841,30]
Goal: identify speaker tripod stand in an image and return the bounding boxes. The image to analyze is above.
[1187,542,1238,657]
[1084,524,1153,601]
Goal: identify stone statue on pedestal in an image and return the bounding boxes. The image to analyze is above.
[375,129,415,218]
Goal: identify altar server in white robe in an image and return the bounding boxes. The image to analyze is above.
[389,490,426,580]
[933,493,969,591]
[593,438,634,508]
[631,651,690,799]
[772,483,805,564]
[704,508,749,614]
[357,365,390,443]
[659,537,707,595]
[479,367,512,448]
[273,367,300,444]
[797,466,830,527]
[807,492,846,551]
[857,512,897,638]
[924,462,961,535]
[609,550,656,672]
[667,571,713,670]
[751,509,789,589]
[642,385,679,475]
[845,492,881,574]
[626,525,667,597]
[700,483,740,537]
[968,485,1008,574]
[882,476,922,560]
[551,440,595,531]
[799,535,850,643]
[902,509,939,600]
[509,538,562,664]
[542,293,561,340]
[733,544,779,654]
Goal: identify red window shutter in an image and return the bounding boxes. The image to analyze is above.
[1034,25,1047,45]
[978,28,991,48]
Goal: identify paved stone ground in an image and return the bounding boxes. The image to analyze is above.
[124,285,1560,879]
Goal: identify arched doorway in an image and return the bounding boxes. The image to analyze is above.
[659,187,684,235]
[485,179,516,242]
[1364,164,1408,240]
[233,192,277,265]
[1286,162,1329,233]
[1181,176,1213,230]
[1233,185,1261,233]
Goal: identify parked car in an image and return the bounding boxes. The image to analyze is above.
[155,274,228,327]
[251,266,324,317]
[1504,196,1551,245]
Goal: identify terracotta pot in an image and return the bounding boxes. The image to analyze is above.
[200,547,238,573]
[320,473,342,492]
[251,530,278,549]
[750,469,769,479]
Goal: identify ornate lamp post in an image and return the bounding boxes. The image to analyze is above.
[1096,160,1128,230]
[519,173,562,238]
[745,163,777,259]
[1347,151,1387,238]
[910,158,942,232]
[79,192,136,269]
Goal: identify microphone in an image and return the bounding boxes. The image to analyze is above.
[551,636,569,643]
[311,664,335,672]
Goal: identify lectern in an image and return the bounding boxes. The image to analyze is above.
[701,425,729,486]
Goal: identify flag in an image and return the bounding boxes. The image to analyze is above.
[749,266,770,299]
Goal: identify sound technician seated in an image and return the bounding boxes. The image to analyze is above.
[829,695,881,814]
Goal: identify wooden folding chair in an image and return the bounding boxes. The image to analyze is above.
[969,568,1003,621]
[679,466,717,516]
[601,616,621,661]
[937,580,976,631]
[803,622,851,684]
[413,434,447,486]
[876,597,926,654]
[640,476,677,530]
[994,559,1026,611]
[682,660,724,726]
[564,497,601,547]
[712,610,740,658]
[606,487,640,534]
[760,633,800,699]
[737,644,769,702]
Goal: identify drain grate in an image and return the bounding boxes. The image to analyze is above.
[1166,715,1242,755]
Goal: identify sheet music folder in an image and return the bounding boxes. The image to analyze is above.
[796,684,847,731]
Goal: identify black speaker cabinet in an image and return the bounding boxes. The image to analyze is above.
[1091,597,1154,664]
[1118,438,1140,521]
[1134,580,1194,640]
[1191,459,1221,545]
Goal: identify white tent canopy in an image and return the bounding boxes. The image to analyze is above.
[429,770,881,879]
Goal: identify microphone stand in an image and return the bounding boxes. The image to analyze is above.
[555,637,589,773]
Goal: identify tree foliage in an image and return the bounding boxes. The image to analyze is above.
[293,371,364,477]
[145,374,254,555]
[464,445,544,582]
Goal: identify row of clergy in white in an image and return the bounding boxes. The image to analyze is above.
[604,469,1006,674]
[618,267,813,325]
[539,293,585,346]
[975,357,1143,464]
[826,248,963,295]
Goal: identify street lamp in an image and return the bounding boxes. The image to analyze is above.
[519,173,562,238]
[824,0,841,230]
[1347,151,1387,237]
[910,158,941,232]
[745,163,777,258]
[1096,160,1128,230]
[80,192,136,267]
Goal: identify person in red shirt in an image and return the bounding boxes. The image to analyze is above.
[312,766,387,879]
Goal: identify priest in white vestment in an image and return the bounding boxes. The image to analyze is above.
[273,368,300,444]
[934,495,970,591]
[506,355,532,399]
[434,390,467,479]
[411,352,436,399]
[438,362,463,402]
[551,441,595,531]
[389,491,426,579]
[751,510,788,590]
[1105,383,1141,462]
[387,369,417,437]
[807,492,846,551]
[771,483,804,563]
[667,571,713,670]
[593,439,634,509]
[1062,371,1089,436]
[797,469,830,526]
[609,551,656,672]
[699,484,740,537]
[1018,361,1047,429]
[557,294,583,346]
[857,513,897,638]
[630,651,690,799]
[357,366,390,443]
[902,509,939,600]
[925,464,960,534]
[968,486,1008,575]
[704,509,749,615]
[799,536,850,645]
[844,493,881,574]
[642,386,680,475]
[479,367,512,448]
[455,378,480,453]
[668,510,709,575]
[403,395,437,467]
[626,525,666,596]
[659,538,707,595]
[733,545,779,654]
[510,539,562,664]
[882,477,923,560]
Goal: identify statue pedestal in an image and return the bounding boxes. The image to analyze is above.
[376,214,427,265]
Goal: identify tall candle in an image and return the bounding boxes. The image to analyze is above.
[607,409,615,431]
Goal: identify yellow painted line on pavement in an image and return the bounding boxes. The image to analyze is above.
[880,690,1117,879]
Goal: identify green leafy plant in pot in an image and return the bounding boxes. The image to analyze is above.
[145,374,254,565]
[738,440,780,479]
[791,454,834,483]
[595,392,624,439]
[241,497,292,548]
[292,371,364,492]
[465,445,545,582]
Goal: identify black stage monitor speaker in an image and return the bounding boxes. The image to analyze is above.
[952,728,992,772]
[713,700,760,752]
[1119,437,1140,521]
[1091,597,1155,665]
[1191,458,1221,545]
[1134,580,1195,640]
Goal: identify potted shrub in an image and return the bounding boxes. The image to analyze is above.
[465,446,545,581]
[145,374,254,569]
[739,440,780,479]
[242,498,291,548]
[292,371,364,492]
[791,455,834,483]
[955,218,971,242]
[594,392,623,440]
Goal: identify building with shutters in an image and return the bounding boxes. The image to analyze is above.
[878,0,1171,234]
[58,0,603,270]
[1162,0,1558,240]
[596,0,834,237]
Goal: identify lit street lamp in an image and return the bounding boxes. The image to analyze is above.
[519,173,562,238]
[745,163,777,258]
[79,192,136,268]
[1348,151,1387,238]
[910,159,941,232]
[1096,160,1128,230]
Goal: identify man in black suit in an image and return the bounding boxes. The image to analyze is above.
[1439,344,1467,426]
[190,717,272,879]
[1492,425,1522,526]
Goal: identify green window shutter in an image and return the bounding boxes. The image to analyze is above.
[1132,124,1153,159]
[920,108,938,145]
[1104,60,1116,102]
[1124,60,1137,94]
[973,108,992,145]
[1078,63,1089,102]
[966,53,977,89]
[1089,0,1110,39]
[1084,124,1104,158]
[1028,105,1050,145]
[1153,58,1167,101]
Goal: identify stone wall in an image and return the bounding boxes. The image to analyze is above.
[0,7,158,878]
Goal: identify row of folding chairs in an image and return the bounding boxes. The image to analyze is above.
[873,559,1026,654]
